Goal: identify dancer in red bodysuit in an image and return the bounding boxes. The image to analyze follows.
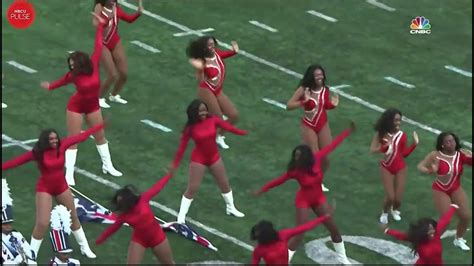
[254,122,355,264]
[172,99,247,224]
[370,108,418,224]
[382,204,459,264]
[2,125,104,259]
[93,0,143,108]
[40,13,122,186]
[187,36,239,149]
[251,215,330,265]
[96,172,175,264]
[286,64,339,192]
[417,132,472,251]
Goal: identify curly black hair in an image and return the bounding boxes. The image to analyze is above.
[111,185,140,213]
[374,108,402,140]
[186,36,215,59]
[32,129,61,164]
[250,220,280,244]
[436,132,462,151]
[287,145,316,175]
[299,64,326,89]
[407,218,437,256]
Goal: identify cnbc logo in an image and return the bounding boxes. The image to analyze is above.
[410,16,431,34]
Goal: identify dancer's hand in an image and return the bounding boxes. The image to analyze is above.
[413,131,419,145]
[91,12,106,25]
[252,190,262,197]
[460,148,472,158]
[330,93,339,106]
[40,81,50,90]
[231,41,239,53]
[137,0,144,13]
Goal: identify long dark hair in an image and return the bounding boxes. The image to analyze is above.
[67,52,93,76]
[94,0,115,7]
[299,64,326,89]
[185,99,208,129]
[287,145,316,175]
[436,132,462,151]
[407,218,437,256]
[250,220,280,245]
[186,36,215,60]
[374,108,402,140]
[111,185,140,213]
[32,129,61,164]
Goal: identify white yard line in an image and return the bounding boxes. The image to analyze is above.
[366,0,396,12]
[173,28,214,37]
[262,98,286,109]
[6,61,37,74]
[384,76,416,89]
[2,134,254,252]
[141,119,173,132]
[130,40,161,53]
[248,20,278,32]
[444,65,472,78]
[2,138,37,148]
[306,10,338,23]
[117,0,473,149]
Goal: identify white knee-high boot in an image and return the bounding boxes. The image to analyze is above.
[96,142,122,177]
[29,237,43,259]
[72,227,96,259]
[333,241,351,264]
[221,190,245,217]
[288,249,296,263]
[177,195,193,224]
[64,149,77,186]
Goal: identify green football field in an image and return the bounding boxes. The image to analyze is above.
[2,0,472,264]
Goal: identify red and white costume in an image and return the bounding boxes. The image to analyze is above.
[258,129,352,208]
[96,173,174,248]
[100,2,141,51]
[47,24,104,114]
[379,131,417,175]
[301,86,336,133]
[199,49,236,96]
[251,215,329,265]
[432,151,472,195]
[2,125,104,196]
[385,206,457,265]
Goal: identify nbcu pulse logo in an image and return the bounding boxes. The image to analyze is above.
[410,16,431,34]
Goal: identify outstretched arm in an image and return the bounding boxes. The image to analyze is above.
[116,5,141,23]
[316,128,352,158]
[280,215,330,241]
[385,229,409,241]
[60,123,105,151]
[171,129,191,169]
[2,151,35,171]
[96,220,124,245]
[141,173,175,202]
[258,172,291,194]
[46,72,74,91]
[215,117,247,135]
[436,204,458,235]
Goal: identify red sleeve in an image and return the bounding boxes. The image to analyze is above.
[461,152,472,166]
[141,173,174,202]
[172,129,191,169]
[385,229,409,241]
[60,124,104,152]
[280,215,329,241]
[48,72,74,90]
[436,206,457,235]
[116,5,141,23]
[323,88,336,110]
[401,133,417,158]
[251,248,262,265]
[90,23,104,68]
[96,220,124,245]
[2,151,35,171]
[259,172,291,193]
[315,128,352,158]
[214,117,247,135]
[215,49,236,59]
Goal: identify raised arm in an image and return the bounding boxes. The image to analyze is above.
[436,204,458,235]
[385,228,409,241]
[417,151,437,174]
[116,5,141,23]
[2,151,35,171]
[286,87,305,110]
[316,127,352,158]
[96,220,124,245]
[171,129,191,169]
[280,215,330,241]
[401,133,417,158]
[214,117,247,135]
[90,20,105,68]
[258,172,291,194]
[60,123,104,151]
[215,48,236,59]
[141,173,174,202]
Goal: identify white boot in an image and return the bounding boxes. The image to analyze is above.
[2,102,7,109]
[221,191,245,217]
[453,237,471,251]
[216,135,230,149]
[65,149,77,186]
[288,249,296,263]
[109,94,128,104]
[379,212,389,224]
[322,183,330,192]
[96,142,122,176]
[72,227,96,259]
[177,195,193,224]
[333,241,351,264]
[390,207,402,221]
[99,98,110,108]
[29,237,42,259]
